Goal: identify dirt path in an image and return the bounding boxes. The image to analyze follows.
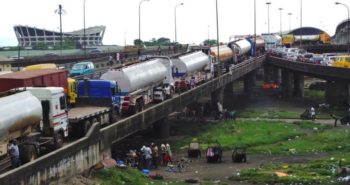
[152,151,328,184]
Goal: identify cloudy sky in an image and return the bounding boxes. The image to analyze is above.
[0,0,346,46]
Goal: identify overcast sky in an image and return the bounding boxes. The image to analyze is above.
[0,0,346,46]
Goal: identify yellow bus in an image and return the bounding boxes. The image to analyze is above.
[23,63,58,71]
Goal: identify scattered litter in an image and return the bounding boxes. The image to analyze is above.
[275,171,288,177]
[338,175,350,182]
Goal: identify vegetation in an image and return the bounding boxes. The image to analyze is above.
[203,39,217,46]
[174,120,305,151]
[95,168,227,185]
[230,155,350,185]
[304,89,325,99]
[236,109,300,119]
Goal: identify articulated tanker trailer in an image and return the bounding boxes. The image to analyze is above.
[0,87,69,171]
[101,58,175,115]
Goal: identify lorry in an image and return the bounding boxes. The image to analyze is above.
[172,51,213,92]
[0,87,68,171]
[100,58,175,115]
[0,69,77,105]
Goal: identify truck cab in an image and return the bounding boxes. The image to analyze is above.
[332,56,350,68]
[27,87,69,139]
[69,61,95,77]
[77,80,120,115]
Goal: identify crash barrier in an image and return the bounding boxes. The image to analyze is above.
[267,55,350,80]
[0,123,100,185]
[0,55,265,185]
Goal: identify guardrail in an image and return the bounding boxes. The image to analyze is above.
[266,55,350,80]
[0,55,265,185]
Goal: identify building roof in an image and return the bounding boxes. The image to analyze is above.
[288,27,326,35]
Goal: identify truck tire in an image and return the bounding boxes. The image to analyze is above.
[83,120,92,135]
[54,133,64,149]
[21,145,37,164]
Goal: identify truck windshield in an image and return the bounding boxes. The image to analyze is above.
[72,64,87,70]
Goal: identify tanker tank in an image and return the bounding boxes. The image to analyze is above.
[210,45,233,62]
[173,51,210,76]
[230,39,252,56]
[0,91,42,138]
[101,59,168,92]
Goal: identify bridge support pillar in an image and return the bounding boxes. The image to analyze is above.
[244,70,257,98]
[325,81,350,106]
[273,67,282,85]
[211,87,224,105]
[153,118,170,138]
[264,65,274,82]
[293,72,304,98]
[281,69,293,98]
[223,82,234,108]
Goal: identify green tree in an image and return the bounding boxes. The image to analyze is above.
[133,39,144,47]
[157,37,171,46]
[203,39,217,46]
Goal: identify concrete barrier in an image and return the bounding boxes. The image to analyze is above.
[0,123,100,185]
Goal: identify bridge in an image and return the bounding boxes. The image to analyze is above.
[0,56,264,185]
[266,55,350,105]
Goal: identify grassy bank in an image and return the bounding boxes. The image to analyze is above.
[236,109,300,119]
[230,154,350,185]
[174,120,306,151]
[94,168,227,185]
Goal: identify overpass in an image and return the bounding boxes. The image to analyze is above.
[0,56,265,185]
[266,55,350,105]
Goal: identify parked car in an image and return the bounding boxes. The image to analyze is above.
[69,61,95,77]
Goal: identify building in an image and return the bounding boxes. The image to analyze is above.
[333,19,350,45]
[13,25,106,48]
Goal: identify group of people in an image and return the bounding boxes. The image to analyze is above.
[133,142,172,170]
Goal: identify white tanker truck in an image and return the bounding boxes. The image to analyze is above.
[171,51,213,92]
[0,87,68,170]
[100,58,175,115]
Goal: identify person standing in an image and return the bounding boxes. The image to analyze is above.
[8,140,20,168]
[144,145,152,169]
[165,143,172,158]
[151,143,159,169]
[160,143,166,166]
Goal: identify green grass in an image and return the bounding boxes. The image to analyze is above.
[95,168,228,185]
[250,128,350,155]
[230,154,350,185]
[304,89,325,99]
[174,120,305,151]
[236,109,300,119]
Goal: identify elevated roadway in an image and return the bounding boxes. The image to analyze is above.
[0,56,265,185]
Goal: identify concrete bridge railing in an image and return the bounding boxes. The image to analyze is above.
[0,55,265,185]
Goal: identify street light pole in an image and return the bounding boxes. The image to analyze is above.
[266,2,271,34]
[278,8,283,38]
[83,0,86,55]
[335,2,350,55]
[174,3,184,44]
[288,13,292,33]
[300,0,303,46]
[216,0,221,75]
[139,0,149,49]
[124,31,127,47]
[254,0,256,57]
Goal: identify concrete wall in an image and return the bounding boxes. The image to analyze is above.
[0,123,100,185]
[0,56,265,185]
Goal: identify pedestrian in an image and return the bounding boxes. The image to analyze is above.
[190,77,196,89]
[108,55,113,66]
[116,52,120,65]
[140,145,147,169]
[144,144,152,169]
[157,46,161,55]
[165,143,172,158]
[151,143,159,169]
[160,143,166,166]
[8,140,20,168]
[217,102,223,120]
[310,106,316,120]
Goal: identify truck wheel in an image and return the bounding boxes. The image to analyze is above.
[54,133,64,149]
[83,120,92,135]
[21,145,37,163]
